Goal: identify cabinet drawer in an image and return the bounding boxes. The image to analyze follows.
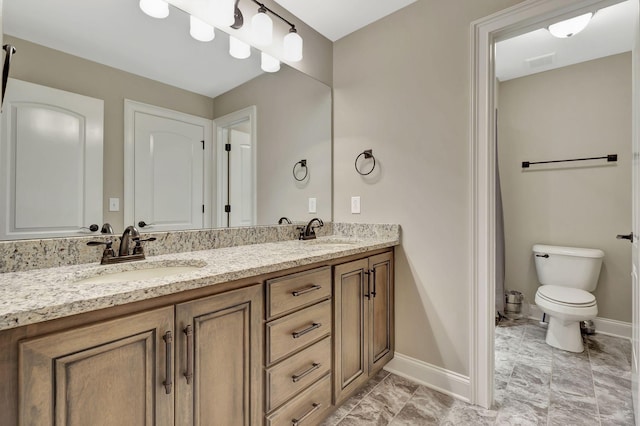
[266,374,331,426]
[266,266,331,319]
[266,300,331,365]
[266,336,331,412]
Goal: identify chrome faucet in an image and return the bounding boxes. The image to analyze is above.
[87,225,155,265]
[299,218,324,240]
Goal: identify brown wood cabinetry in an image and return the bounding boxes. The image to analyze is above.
[175,284,263,426]
[333,251,394,405]
[18,285,262,426]
[6,247,394,426]
[265,266,333,424]
[19,306,175,426]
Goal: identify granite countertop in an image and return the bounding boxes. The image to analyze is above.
[0,235,398,331]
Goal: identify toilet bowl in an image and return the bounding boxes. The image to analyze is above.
[533,244,603,353]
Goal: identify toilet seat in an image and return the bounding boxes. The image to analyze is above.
[536,285,596,308]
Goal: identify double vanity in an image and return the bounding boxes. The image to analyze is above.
[0,223,398,425]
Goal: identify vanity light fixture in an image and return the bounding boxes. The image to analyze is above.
[229,36,251,59]
[139,0,169,19]
[261,52,280,72]
[548,12,593,38]
[190,15,215,42]
[251,5,273,46]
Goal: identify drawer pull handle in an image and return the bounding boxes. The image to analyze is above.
[292,322,321,339]
[162,331,172,394]
[292,402,321,425]
[292,284,321,297]
[291,362,321,383]
[184,325,194,385]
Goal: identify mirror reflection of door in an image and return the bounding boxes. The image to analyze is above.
[0,79,104,240]
[124,100,213,232]
[215,106,256,228]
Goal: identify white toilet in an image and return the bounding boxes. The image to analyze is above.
[533,244,604,353]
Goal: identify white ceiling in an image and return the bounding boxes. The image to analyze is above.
[273,0,417,42]
[496,0,636,81]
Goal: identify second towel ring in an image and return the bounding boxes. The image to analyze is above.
[293,159,308,181]
[355,149,376,176]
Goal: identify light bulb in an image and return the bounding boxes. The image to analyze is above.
[229,36,251,59]
[261,52,280,73]
[251,7,273,46]
[139,0,169,19]
[190,15,215,42]
[283,29,303,62]
[548,12,593,38]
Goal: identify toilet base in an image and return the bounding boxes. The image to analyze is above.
[545,316,584,353]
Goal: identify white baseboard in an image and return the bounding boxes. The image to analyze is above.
[528,303,631,339]
[384,352,470,403]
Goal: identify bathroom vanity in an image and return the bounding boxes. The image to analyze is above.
[0,225,398,425]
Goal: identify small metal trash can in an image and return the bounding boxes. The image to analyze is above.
[504,290,524,319]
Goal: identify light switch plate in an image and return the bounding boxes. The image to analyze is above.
[109,198,120,212]
[308,197,317,214]
[351,196,361,214]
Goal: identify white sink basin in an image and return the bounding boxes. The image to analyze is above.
[74,262,205,285]
[302,237,358,246]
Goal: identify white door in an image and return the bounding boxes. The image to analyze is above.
[133,112,205,232]
[632,0,640,421]
[226,127,254,227]
[215,106,256,228]
[0,79,103,240]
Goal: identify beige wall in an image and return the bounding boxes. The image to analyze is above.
[5,35,214,232]
[498,53,632,322]
[333,0,524,376]
[214,66,332,224]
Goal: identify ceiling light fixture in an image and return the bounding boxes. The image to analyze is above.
[548,12,593,38]
[139,0,169,19]
[190,15,215,42]
[138,0,303,71]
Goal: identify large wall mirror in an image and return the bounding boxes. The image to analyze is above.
[1,0,331,240]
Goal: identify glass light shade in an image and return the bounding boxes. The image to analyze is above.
[229,36,251,59]
[139,0,169,18]
[190,15,215,42]
[548,12,593,38]
[211,0,235,27]
[283,31,303,62]
[261,52,280,73]
[251,10,273,46]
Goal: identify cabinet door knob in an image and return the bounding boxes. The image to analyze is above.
[292,402,321,425]
[184,325,194,385]
[291,322,321,339]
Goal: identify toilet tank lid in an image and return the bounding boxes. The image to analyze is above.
[533,244,604,259]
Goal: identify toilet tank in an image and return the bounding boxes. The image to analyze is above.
[533,244,604,292]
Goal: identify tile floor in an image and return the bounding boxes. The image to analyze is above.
[321,319,635,425]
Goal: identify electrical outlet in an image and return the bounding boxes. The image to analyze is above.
[308,197,317,214]
[351,196,361,214]
[109,198,120,212]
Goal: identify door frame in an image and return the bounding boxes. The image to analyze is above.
[124,99,213,230]
[469,0,637,409]
[213,105,257,228]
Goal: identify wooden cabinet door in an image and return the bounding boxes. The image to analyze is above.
[19,306,174,426]
[369,252,394,373]
[333,258,370,404]
[175,284,263,426]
